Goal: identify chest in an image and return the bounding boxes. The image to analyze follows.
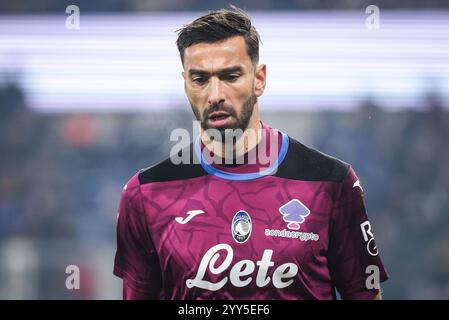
[142,176,334,269]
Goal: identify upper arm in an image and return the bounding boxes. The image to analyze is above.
[113,174,162,300]
[328,166,389,300]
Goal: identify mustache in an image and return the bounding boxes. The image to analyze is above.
[203,103,237,120]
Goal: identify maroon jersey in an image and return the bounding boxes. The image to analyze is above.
[113,123,388,299]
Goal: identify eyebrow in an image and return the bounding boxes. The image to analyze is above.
[188,66,243,77]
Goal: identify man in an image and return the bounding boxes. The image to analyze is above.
[113,6,388,299]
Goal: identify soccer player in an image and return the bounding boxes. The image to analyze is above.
[113,6,388,300]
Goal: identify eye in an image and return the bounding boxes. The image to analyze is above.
[192,77,207,85]
[222,74,239,82]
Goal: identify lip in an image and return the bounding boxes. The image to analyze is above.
[207,111,232,127]
[208,111,230,120]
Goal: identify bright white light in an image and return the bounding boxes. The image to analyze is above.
[0,11,448,112]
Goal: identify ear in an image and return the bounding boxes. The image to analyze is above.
[254,64,266,97]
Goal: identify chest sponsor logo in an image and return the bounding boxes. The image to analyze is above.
[186,244,298,291]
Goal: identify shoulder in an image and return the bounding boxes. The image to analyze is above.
[137,143,206,185]
[120,171,141,202]
[275,135,350,182]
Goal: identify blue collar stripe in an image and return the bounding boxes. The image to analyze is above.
[194,131,289,181]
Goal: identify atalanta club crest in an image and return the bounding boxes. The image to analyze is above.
[231,210,252,244]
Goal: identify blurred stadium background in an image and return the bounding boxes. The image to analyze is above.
[1,0,449,299]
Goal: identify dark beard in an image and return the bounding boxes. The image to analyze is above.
[190,94,257,142]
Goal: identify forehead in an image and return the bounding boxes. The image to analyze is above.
[183,36,252,71]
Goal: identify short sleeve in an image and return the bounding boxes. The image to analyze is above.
[328,166,389,299]
[113,172,162,299]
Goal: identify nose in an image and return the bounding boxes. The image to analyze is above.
[207,77,225,106]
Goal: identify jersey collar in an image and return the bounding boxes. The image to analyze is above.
[194,130,289,181]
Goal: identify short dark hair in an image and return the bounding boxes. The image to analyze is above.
[176,6,260,66]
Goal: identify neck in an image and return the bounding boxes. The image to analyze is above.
[201,104,262,161]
